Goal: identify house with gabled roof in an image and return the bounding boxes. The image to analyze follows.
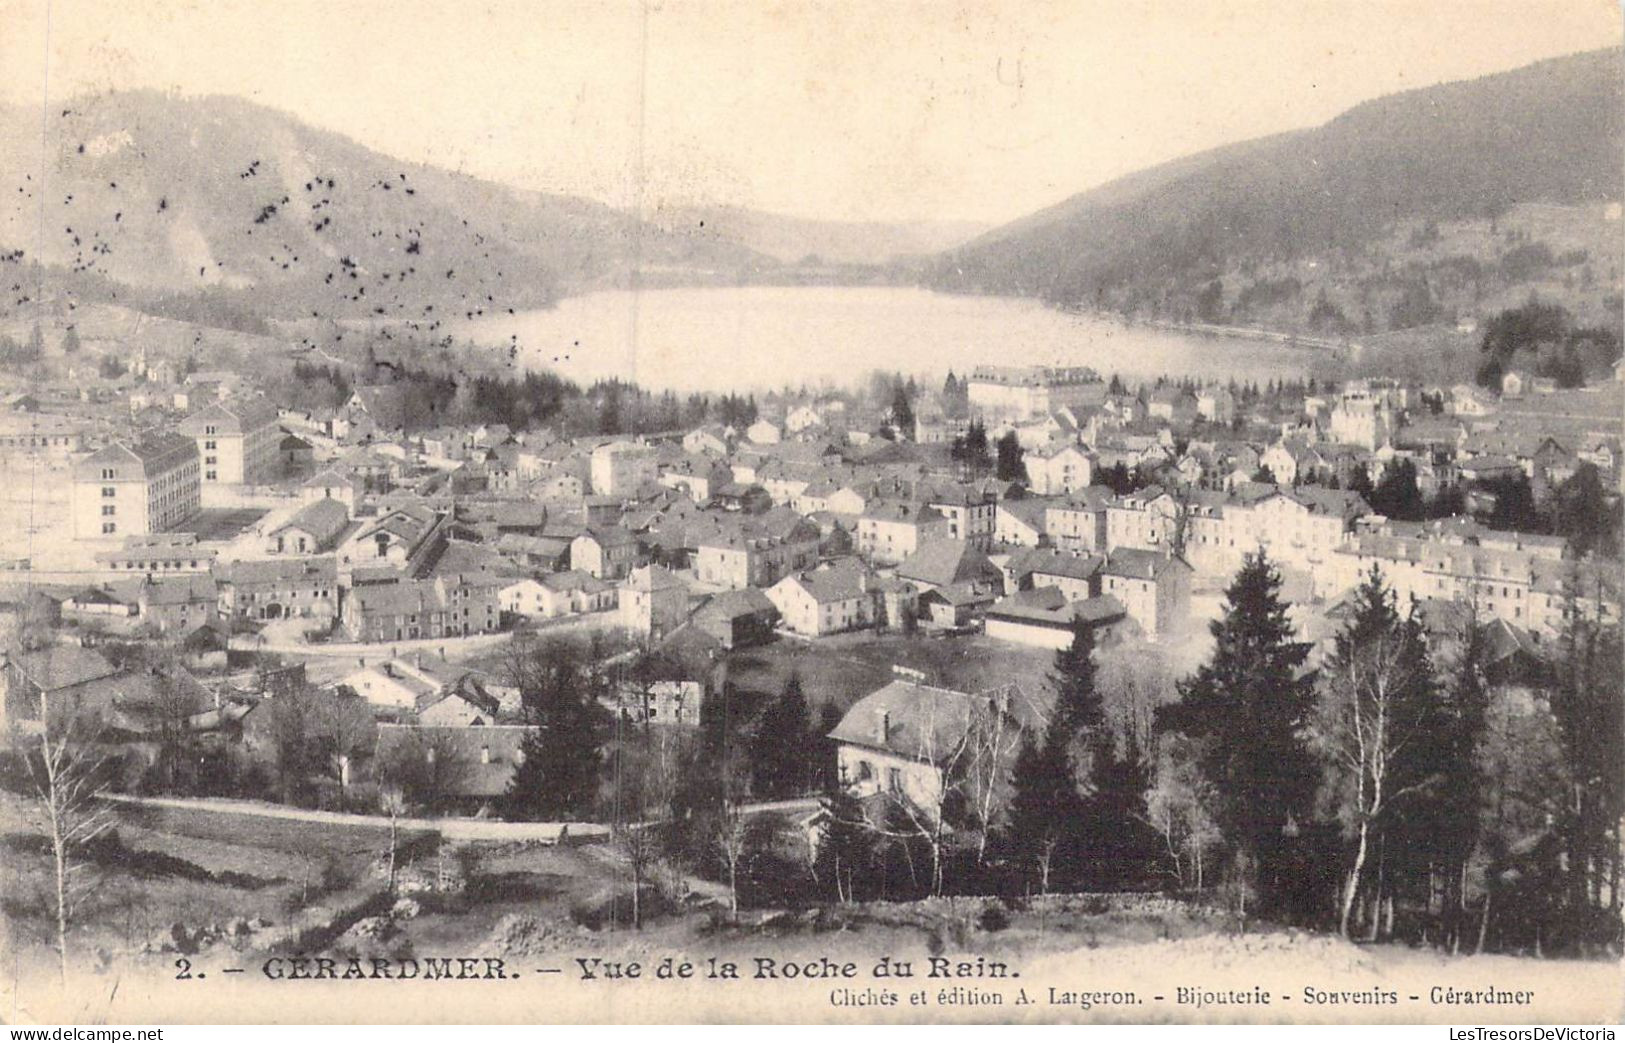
[299,468,360,511]
[135,573,220,634]
[266,497,354,556]
[619,564,691,640]
[178,394,281,484]
[682,424,734,456]
[2,645,127,733]
[1003,547,1104,602]
[570,525,641,580]
[216,557,339,623]
[340,572,503,643]
[829,677,1021,821]
[855,501,949,565]
[1100,549,1192,640]
[895,539,1001,594]
[765,558,877,636]
[692,588,779,648]
[984,587,1126,649]
[994,497,1050,548]
[374,723,536,813]
[694,509,821,590]
[1024,441,1094,495]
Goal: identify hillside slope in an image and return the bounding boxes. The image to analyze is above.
[653,204,987,266]
[928,49,1623,331]
[0,91,766,323]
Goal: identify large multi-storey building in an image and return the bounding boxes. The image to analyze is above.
[0,414,85,458]
[177,395,281,484]
[967,365,1106,422]
[341,572,503,642]
[694,510,821,590]
[72,433,200,540]
[1045,488,1112,553]
[1181,484,1369,582]
[1104,486,1181,552]
[215,557,339,623]
[590,440,658,498]
[1328,528,1618,642]
[856,501,950,565]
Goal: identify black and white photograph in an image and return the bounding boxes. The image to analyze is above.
[0,0,1620,1027]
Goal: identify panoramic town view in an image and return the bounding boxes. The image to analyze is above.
[0,0,1620,1026]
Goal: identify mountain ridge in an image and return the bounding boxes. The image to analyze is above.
[928,48,1624,330]
[0,89,769,324]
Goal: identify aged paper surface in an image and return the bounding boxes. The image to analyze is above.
[0,0,1622,1025]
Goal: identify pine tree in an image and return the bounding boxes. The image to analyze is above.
[815,702,844,791]
[814,787,873,902]
[1003,718,1085,893]
[1370,459,1424,520]
[1432,608,1492,952]
[1311,566,1443,937]
[1051,618,1104,736]
[890,382,915,434]
[1546,583,1624,953]
[503,642,611,820]
[964,420,991,476]
[1081,731,1158,889]
[750,673,812,798]
[995,430,1025,483]
[1349,464,1375,502]
[1158,551,1316,916]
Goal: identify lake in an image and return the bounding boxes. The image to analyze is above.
[453,285,1319,393]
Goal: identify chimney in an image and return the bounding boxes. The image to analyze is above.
[876,710,890,744]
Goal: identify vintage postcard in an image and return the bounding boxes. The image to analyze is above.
[0,0,1621,1026]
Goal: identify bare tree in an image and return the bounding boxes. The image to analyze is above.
[315,688,377,811]
[1312,628,1437,938]
[149,662,208,794]
[1144,736,1222,891]
[25,719,114,983]
[379,785,408,892]
[871,692,1006,897]
[962,685,1023,865]
[377,728,472,813]
[260,681,318,803]
[613,824,660,929]
[713,799,750,916]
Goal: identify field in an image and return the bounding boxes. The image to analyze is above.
[721,628,1199,726]
[723,631,1057,713]
[0,792,416,973]
[2,788,1619,1024]
[0,458,78,570]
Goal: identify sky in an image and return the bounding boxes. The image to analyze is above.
[1,0,1619,226]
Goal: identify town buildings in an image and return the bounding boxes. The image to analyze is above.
[619,564,690,640]
[340,573,503,642]
[766,558,877,636]
[72,433,201,539]
[216,557,340,623]
[967,365,1107,422]
[177,395,282,484]
[590,440,658,498]
[856,501,950,565]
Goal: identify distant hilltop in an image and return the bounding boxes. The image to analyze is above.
[929,48,1624,340]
